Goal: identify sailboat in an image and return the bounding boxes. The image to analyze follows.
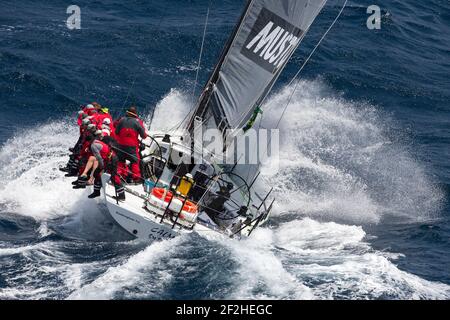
[100,0,328,241]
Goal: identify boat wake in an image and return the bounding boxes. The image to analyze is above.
[0,80,448,299]
[0,121,92,220]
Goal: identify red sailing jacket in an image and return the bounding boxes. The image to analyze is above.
[91,140,110,159]
[77,113,83,127]
[95,113,113,129]
[78,130,95,160]
[79,138,93,160]
[91,139,112,169]
[114,116,147,147]
[77,106,92,127]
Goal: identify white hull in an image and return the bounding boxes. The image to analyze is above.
[101,174,217,241]
[102,174,182,241]
[99,134,272,242]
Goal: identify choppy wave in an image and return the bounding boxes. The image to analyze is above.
[0,81,448,299]
[220,219,450,299]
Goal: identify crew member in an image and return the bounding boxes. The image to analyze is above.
[115,106,147,183]
[76,130,124,200]
[102,118,115,139]
[73,123,97,180]
[61,106,94,173]
[204,183,236,228]
[95,107,113,129]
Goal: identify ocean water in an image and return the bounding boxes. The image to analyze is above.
[0,0,449,299]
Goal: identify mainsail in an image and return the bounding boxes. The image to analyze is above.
[188,0,327,139]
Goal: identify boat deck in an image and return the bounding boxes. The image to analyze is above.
[102,176,224,240]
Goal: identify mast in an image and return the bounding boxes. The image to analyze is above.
[183,0,328,185]
[187,0,327,139]
[187,0,254,134]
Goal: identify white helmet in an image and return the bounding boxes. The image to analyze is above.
[101,129,111,136]
[86,104,94,109]
[87,124,96,131]
[78,110,84,115]
[94,129,102,136]
[101,124,110,130]
[82,118,90,125]
[102,118,111,125]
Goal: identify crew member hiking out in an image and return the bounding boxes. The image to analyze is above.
[60,104,96,173]
[115,106,147,183]
[75,130,124,200]
[95,106,113,130]
[72,124,100,188]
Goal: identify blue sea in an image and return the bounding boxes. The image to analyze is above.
[0,0,449,299]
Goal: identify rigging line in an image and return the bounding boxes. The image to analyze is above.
[120,73,138,111]
[192,0,211,104]
[187,0,256,133]
[184,0,251,135]
[164,0,213,134]
[274,0,348,130]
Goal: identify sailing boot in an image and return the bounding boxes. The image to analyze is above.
[73,175,88,188]
[64,158,79,176]
[65,171,78,177]
[77,175,89,183]
[73,178,86,188]
[65,156,76,171]
[88,189,101,198]
[113,186,126,202]
[67,159,79,174]
[88,180,102,199]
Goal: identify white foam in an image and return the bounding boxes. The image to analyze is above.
[0,243,42,257]
[220,219,450,299]
[258,79,444,224]
[67,237,183,300]
[0,287,49,300]
[0,82,446,300]
[215,229,314,299]
[279,219,450,299]
[146,88,192,133]
[0,120,96,220]
[0,240,106,299]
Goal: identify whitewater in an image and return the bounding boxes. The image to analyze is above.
[0,79,448,299]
